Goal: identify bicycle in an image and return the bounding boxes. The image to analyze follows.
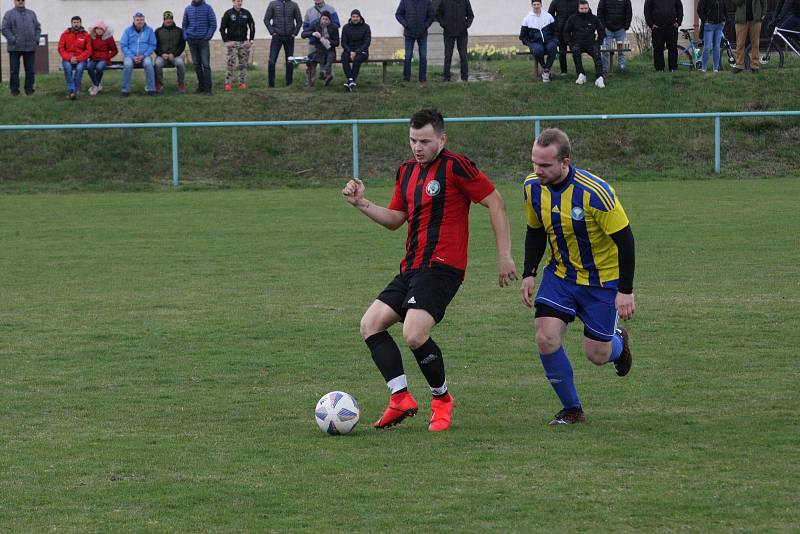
[745,20,798,68]
[677,27,737,70]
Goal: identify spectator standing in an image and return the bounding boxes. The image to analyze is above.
[644,0,683,71]
[119,12,157,97]
[436,0,474,82]
[597,0,632,71]
[733,0,765,72]
[395,0,435,82]
[301,10,339,86]
[302,0,339,88]
[264,0,303,87]
[220,0,256,91]
[87,21,118,96]
[697,0,726,72]
[519,0,558,81]
[183,0,217,95]
[548,0,579,75]
[341,9,371,91]
[155,11,187,93]
[1,0,41,96]
[58,16,92,100]
[564,0,606,87]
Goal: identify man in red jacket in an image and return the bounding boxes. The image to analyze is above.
[58,16,92,100]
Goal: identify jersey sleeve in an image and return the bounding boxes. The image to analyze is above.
[450,154,495,203]
[387,164,408,212]
[523,178,543,228]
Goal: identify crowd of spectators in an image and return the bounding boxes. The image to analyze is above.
[2,0,798,98]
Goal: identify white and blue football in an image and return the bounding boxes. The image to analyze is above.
[315,391,361,435]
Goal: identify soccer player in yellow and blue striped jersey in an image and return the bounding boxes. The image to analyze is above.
[520,128,636,426]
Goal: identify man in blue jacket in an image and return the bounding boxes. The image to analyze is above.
[120,13,157,96]
[182,0,217,95]
[395,0,434,82]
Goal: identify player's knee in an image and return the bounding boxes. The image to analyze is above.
[535,330,561,354]
[359,314,381,339]
[585,345,611,365]
[402,326,428,350]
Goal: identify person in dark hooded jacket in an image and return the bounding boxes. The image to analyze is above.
[340,9,370,91]
[436,0,474,82]
[395,0,434,81]
[644,0,683,71]
[564,0,606,87]
[548,0,579,74]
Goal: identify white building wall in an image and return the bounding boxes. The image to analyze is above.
[3,0,691,40]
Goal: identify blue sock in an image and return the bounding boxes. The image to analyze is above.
[539,346,581,410]
[607,332,623,363]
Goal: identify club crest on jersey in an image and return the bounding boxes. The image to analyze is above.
[571,206,585,221]
[425,180,441,197]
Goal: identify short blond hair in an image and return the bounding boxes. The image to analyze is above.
[535,128,571,160]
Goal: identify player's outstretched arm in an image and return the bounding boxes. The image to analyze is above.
[342,178,407,230]
[480,190,518,287]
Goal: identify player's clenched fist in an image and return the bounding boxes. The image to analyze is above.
[342,179,365,206]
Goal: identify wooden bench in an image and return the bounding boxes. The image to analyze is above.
[289,55,404,84]
[517,46,631,79]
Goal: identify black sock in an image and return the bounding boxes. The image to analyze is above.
[412,337,447,395]
[365,331,405,383]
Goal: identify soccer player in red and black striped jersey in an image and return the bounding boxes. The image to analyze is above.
[342,109,517,432]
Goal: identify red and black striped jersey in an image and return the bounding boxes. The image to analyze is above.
[388,149,495,274]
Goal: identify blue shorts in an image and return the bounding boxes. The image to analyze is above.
[534,268,618,342]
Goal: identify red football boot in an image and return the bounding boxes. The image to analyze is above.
[428,392,454,432]
[373,391,418,428]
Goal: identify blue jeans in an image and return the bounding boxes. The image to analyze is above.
[702,22,724,71]
[121,56,155,93]
[268,35,295,87]
[87,60,108,86]
[602,28,627,71]
[62,60,86,93]
[529,39,558,70]
[9,50,36,94]
[403,35,427,81]
[188,39,212,92]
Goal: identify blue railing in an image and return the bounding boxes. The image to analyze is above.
[2,111,799,186]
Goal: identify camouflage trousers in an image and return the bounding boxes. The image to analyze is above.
[225,42,251,85]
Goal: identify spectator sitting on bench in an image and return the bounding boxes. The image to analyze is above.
[58,16,92,100]
[120,12,157,96]
[301,10,339,87]
[87,20,117,96]
[564,0,606,87]
[519,0,558,82]
[155,11,187,93]
[341,9,370,92]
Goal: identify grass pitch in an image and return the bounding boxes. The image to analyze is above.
[1,178,798,531]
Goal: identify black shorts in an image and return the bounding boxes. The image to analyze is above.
[377,265,463,324]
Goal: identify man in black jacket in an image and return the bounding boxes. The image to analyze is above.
[597,0,632,71]
[220,0,256,90]
[565,0,606,87]
[264,0,303,86]
[644,0,683,71]
[548,0,579,75]
[436,0,474,82]
[341,9,371,91]
[395,0,435,82]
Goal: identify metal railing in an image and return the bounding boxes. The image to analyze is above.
[2,111,799,186]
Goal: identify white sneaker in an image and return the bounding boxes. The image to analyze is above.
[88,85,98,96]
[542,69,550,82]
[576,73,586,85]
[96,84,103,94]
[595,76,605,88]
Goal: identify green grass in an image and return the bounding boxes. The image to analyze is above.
[1,179,798,531]
[0,54,799,192]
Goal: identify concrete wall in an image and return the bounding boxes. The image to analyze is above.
[1,0,692,76]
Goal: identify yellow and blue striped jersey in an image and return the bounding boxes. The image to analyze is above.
[523,166,629,288]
